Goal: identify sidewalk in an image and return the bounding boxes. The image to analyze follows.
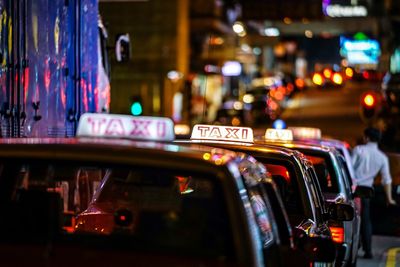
[357,235,400,267]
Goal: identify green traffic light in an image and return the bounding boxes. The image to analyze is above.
[131,102,143,116]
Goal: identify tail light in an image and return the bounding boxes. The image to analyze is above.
[363,93,375,107]
[330,226,344,243]
[312,73,324,86]
[332,73,343,85]
[345,67,353,78]
[295,78,305,89]
[323,68,332,78]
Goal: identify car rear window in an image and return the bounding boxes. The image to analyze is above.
[0,159,234,260]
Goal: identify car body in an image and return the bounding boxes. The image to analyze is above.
[288,127,356,187]
[177,125,339,266]
[256,130,359,267]
[0,113,293,267]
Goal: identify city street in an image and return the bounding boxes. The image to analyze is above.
[280,80,377,146]
[1,1,400,266]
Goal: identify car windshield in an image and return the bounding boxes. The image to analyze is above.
[0,159,234,260]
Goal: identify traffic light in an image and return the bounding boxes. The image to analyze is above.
[360,92,379,121]
[130,95,143,116]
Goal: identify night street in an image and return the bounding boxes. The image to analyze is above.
[1,1,400,266]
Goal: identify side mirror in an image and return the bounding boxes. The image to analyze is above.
[294,228,336,263]
[353,185,374,198]
[115,33,130,62]
[327,202,354,221]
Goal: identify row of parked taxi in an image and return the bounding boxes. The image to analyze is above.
[0,113,372,267]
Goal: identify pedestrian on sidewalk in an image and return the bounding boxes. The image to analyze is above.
[351,127,397,259]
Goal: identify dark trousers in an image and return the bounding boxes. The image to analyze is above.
[360,198,372,254]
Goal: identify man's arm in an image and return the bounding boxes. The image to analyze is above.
[381,157,396,205]
[384,183,396,205]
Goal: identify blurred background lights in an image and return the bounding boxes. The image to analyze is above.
[233,21,246,36]
[167,70,183,81]
[273,119,286,129]
[243,94,254,104]
[263,27,280,37]
[253,47,262,55]
[305,30,313,38]
[241,44,251,52]
[283,17,292,24]
[222,61,242,76]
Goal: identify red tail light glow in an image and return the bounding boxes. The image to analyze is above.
[363,71,370,80]
[330,226,344,243]
[295,78,305,89]
[363,93,375,107]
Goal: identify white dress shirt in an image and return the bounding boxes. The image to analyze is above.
[351,142,392,187]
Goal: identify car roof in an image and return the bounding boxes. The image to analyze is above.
[178,139,314,164]
[0,137,243,169]
[256,138,337,154]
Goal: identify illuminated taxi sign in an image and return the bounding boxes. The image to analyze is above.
[191,124,253,143]
[77,113,175,141]
[265,128,293,141]
[288,127,321,140]
[174,124,191,136]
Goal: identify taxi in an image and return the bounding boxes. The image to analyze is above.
[0,113,287,267]
[256,128,360,267]
[176,124,340,266]
[288,127,356,186]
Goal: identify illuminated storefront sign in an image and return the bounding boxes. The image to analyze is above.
[340,36,381,65]
[323,0,368,17]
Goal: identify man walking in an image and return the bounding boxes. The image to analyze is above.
[352,127,396,259]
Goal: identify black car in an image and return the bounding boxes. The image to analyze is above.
[0,114,293,267]
[257,135,362,267]
[178,125,344,266]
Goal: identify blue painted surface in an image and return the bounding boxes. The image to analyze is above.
[0,0,101,137]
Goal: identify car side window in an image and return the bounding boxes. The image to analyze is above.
[248,187,275,248]
[306,167,326,221]
[336,155,353,196]
[259,159,305,226]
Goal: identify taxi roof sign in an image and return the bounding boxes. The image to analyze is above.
[174,124,191,135]
[77,113,175,141]
[265,128,293,141]
[191,124,254,143]
[288,126,321,140]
